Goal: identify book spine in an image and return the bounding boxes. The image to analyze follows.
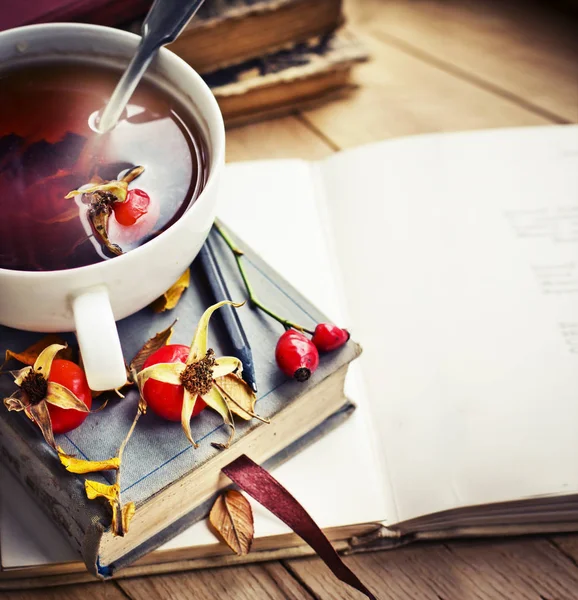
[0,411,106,576]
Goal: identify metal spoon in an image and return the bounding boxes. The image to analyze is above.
[97,0,206,133]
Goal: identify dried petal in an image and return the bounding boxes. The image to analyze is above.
[85,480,120,502]
[188,301,244,364]
[90,208,122,256]
[202,387,235,449]
[26,401,57,450]
[209,490,254,555]
[121,165,144,184]
[3,335,70,368]
[59,452,120,474]
[130,321,176,374]
[212,356,242,379]
[137,362,185,387]
[3,393,26,412]
[181,389,199,448]
[215,374,268,423]
[150,269,190,313]
[121,502,136,532]
[13,366,32,386]
[33,343,67,376]
[65,180,128,202]
[85,480,124,534]
[45,382,90,412]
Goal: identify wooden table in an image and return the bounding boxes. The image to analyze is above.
[3,1,578,598]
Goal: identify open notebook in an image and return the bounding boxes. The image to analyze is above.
[2,125,578,585]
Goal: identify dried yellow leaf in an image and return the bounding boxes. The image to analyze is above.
[150,269,191,313]
[121,502,136,532]
[59,453,120,474]
[85,480,119,502]
[209,490,254,556]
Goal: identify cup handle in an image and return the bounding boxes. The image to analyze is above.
[72,286,127,391]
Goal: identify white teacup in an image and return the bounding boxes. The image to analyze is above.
[0,24,225,391]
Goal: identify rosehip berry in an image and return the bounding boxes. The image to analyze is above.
[142,345,207,422]
[311,323,350,352]
[113,188,150,226]
[47,360,92,434]
[275,329,319,382]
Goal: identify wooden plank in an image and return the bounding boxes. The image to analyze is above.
[117,562,312,600]
[0,582,126,600]
[285,538,578,599]
[550,533,578,564]
[226,116,334,162]
[344,0,578,123]
[301,27,550,149]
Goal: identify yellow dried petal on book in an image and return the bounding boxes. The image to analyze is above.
[209,490,254,556]
[59,452,120,474]
[120,502,136,533]
[150,269,191,313]
[3,335,71,367]
[85,480,132,536]
[85,480,120,502]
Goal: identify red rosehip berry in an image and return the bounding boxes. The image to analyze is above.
[275,329,320,382]
[113,188,150,226]
[311,323,350,352]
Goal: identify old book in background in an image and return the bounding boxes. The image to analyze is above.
[0,230,361,578]
[206,31,368,128]
[2,125,578,589]
[123,0,344,74]
[0,0,152,31]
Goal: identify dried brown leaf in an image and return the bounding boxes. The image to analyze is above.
[149,269,190,313]
[215,373,268,423]
[209,490,254,556]
[26,401,57,450]
[3,335,70,368]
[130,320,176,374]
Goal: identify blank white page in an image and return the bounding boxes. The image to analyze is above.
[318,125,578,523]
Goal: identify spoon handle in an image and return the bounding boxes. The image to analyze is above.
[98,0,206,133]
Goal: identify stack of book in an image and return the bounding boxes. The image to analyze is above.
[127,0,368,127]
[0,0,367,127]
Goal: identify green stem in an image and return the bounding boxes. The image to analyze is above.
[214,221,314,335]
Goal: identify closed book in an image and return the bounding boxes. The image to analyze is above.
[206,30,368,128]
[123,0,345,74]
[0,229,360,578]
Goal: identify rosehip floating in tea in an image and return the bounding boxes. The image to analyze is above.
[0,61,209,271]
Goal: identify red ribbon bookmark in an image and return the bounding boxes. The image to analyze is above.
[222,454,377,600]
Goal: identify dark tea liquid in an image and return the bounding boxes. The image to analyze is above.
[0,60,209,271]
